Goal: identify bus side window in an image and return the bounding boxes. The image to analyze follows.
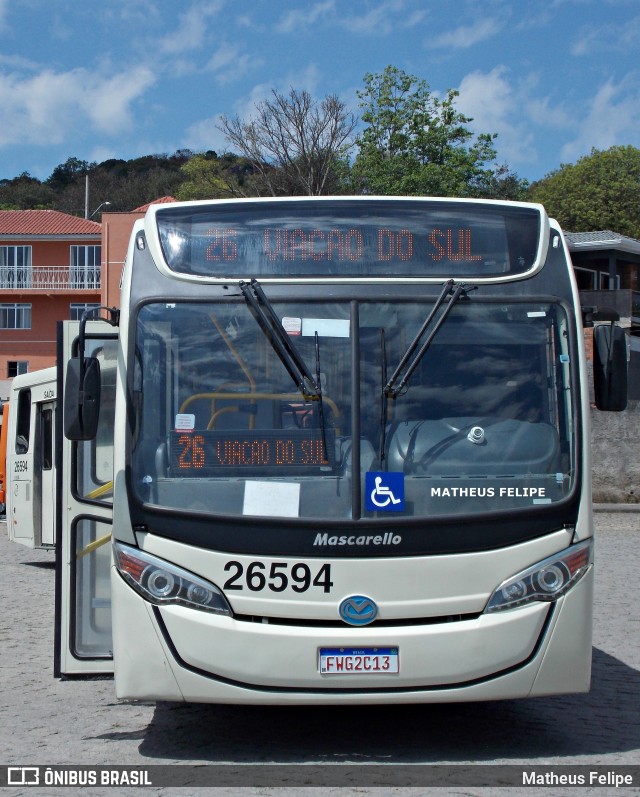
[15,388,31,454]
[41,408,53,470]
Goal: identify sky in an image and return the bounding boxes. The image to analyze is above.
[1,0,639,185]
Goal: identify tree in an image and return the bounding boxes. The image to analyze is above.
[0,172,55,209]
[175,153,253,200]
[527,146,640,237]
[42,152,189,216]
[351,65,522,198]
[471,163,529,201]
[218,88,357,196]
[46,157,95,191]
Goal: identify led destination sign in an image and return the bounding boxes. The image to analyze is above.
[205,226,480,264]
[156,200,543,279]
[170,429,335,475]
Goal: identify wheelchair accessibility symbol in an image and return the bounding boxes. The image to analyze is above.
[365,472,405,512]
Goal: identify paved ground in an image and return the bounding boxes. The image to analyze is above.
[0,512,638,796]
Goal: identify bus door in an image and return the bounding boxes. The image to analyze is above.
[37,399,55,546]
[55,321,117,676]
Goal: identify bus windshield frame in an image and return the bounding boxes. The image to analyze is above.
[129,291,579,532]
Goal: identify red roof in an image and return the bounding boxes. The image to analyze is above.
[134,196,177,212]
[0,209,101,236]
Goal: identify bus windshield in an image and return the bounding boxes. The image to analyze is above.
[131,293,575,520]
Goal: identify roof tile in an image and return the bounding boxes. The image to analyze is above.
[133,196,177,212]
[0,209,101,236]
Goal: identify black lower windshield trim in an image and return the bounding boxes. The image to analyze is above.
[152,603,555,695]
[132,493,579,558]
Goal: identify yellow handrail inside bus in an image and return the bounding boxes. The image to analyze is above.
[179,391,341,434]
[76,532,112,559]
[85,480,114,500]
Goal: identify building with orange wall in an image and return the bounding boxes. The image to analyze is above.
[0,209,101,399]
[99,197,176,309]
[0,198,175,400]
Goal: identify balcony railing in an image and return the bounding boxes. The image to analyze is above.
[0,266,101,291]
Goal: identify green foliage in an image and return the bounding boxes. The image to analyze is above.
[0,152,194,217]
[46,157,95,190]
[175,155,227,200]
[176,153,263,200]
[0,172,56,209]
[351,66,522,198]
[527,146,640,237]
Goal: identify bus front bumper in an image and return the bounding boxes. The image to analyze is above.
[111,566,593,704]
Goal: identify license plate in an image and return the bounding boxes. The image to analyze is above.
[319,647,399,674]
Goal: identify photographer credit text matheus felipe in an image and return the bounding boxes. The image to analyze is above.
[431,486,547,498]
[523,769,634,787]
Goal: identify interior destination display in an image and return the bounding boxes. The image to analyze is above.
[170,429,334,475]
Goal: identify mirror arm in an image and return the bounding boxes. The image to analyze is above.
[77,306,120,397]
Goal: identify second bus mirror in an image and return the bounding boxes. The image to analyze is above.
[593,323,628,412]
[64,357,102,440]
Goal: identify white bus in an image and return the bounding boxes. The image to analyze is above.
[58,196,627,701]
[6,366,57,549]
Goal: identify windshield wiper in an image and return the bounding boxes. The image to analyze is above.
[383,279,475,399]
[240,278,320,399]
[240,279,331,466]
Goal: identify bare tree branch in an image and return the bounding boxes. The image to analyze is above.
[218,88,356,196]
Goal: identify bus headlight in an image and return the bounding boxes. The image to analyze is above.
[485,539,592,613]
[114,542,232,616]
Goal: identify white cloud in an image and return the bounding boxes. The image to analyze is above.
[342,0,422,35]
[275,0,335,34]
[204,43,259,85]
[82,67,156,135]
[571,14,640,56]
[458,66,640,174]
[275,0,425,36]
[158,0,224,55]
[429,17,503,49]
[560,77,640,162]
[0,65,156,148]
[457,67,537,166]
[183,115,230,154]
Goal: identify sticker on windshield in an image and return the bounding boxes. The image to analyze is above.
[301,318,350,338]
[366,472,405,512]
[282,317,302,336]
[175,413,195,431]
[243,480,301,518]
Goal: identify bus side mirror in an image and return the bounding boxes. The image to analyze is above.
[64,357,102,440]
[593,323,628,412]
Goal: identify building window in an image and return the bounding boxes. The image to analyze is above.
[574,266,620,290]
[0,303,31,329]
[70,303,101,321]
[70,245,101,288]
[7,361,28,377]
[599,272,621,290]
[0,246,32,288]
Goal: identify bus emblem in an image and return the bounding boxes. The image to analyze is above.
[339,595,378,626]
